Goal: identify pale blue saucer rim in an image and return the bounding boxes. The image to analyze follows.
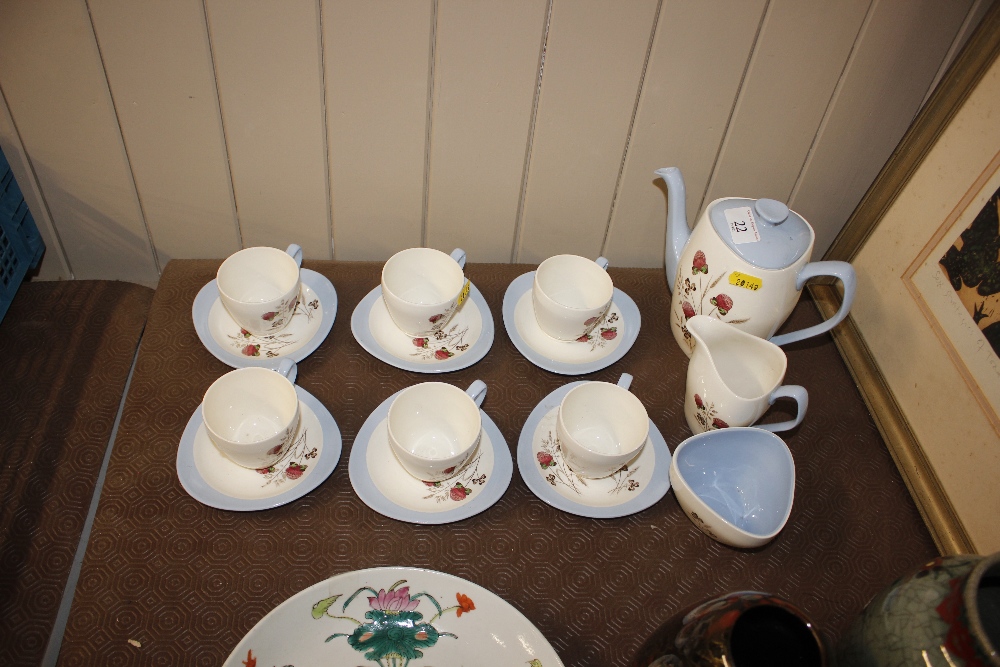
[350,283,494,374]
[192,268,338,369]
[501,272,640,376]
[176,386,342,512]
[348,389,513,525]
[516,381,671,519]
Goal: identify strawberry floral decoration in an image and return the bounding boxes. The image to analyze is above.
[692,249,708,274]
[673,249,750,352]
[228,296,319,357]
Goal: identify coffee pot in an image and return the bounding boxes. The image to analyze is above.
[655,167,856,356]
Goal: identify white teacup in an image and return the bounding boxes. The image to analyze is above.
[202,360,300,470]
[217,244,303,336]
[532,255,614,341]
[381,247,469,337]
[387,380,486,482]
[685,315,808,434]
[557,373,649,479]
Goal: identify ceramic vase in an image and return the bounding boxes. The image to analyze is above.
[632,591,826,667]
[839,552,1000,666]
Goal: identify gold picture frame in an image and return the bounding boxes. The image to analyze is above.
[810,3,1000,556]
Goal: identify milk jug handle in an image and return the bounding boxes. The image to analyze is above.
[769,261,856,347]
[758,385,808,433]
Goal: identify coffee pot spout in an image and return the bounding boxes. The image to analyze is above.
[655,167,689,292]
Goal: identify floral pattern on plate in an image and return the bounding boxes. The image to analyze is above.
[225,568,563,666]
[228,297,320,358]
[691,393,729,431]
[410,321,472,362]
[420,450,488,504]
[535,428,642,497]
[529,407,650,508]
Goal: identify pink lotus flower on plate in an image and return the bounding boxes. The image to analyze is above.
[368,586,420,612]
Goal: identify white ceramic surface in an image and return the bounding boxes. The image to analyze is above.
[517,381,670,518]
[202,366,300,469]
[351,283,493,373]
[532,254,613,341]
[224,567,564,667]
[349,389,512,524]
[557,377,649,479]
[217,245,302,335]
[503,272,640,375]
[381,247,469,336]
[177,385,341,511]
[387,381,485,482]
[193,268,337,369]
[685,315,807,434]
[657,167,856,354]
[670,427,794,548]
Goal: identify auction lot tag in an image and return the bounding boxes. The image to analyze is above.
[725,207,761,244]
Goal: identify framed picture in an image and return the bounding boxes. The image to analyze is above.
[811,3,1000,556]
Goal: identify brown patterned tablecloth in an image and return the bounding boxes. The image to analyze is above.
[0,281,154,665]
[55,261,936,666]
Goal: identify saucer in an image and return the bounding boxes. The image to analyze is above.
[502,272,640,375]
[193,269,337,369]
[176,386,342,511]
[349,389,512,524]
[517,381,670,518]
[351,283,494,373]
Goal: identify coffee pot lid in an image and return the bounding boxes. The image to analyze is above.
[708,198,812,269]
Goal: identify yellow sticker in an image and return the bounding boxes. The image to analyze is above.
[728,271,762,291]
[456,280,471,307]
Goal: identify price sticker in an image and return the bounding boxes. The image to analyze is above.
[728,271,762,291]
[456,280,471,307]
[724,207,761,244]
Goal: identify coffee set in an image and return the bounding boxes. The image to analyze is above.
[179,166,858,552]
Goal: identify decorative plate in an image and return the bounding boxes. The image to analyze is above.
[349,388,512,525]
[224,567,564,667]
[193,269,337,369]
[502,272,640,375]
[517,380,671,518]
[176,385,341,511]
[351,284,494,373]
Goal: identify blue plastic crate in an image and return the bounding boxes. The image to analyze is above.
[0,146,45,324]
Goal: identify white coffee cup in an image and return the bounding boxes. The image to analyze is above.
[387,380,486,482]
[381,247,469,337]
[532,255,614,341]
[202,360,300,469]
[217,244,303,335]
[557,373,649,479]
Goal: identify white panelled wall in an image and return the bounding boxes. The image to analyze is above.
[0,0,993,286]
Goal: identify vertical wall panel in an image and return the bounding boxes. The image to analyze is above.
[605,0,767,269]
[0,90,72,280]
[792,0,971,257]
[702,0,870,208]
[516,0,659,263]
[323,0,433,260]
[0,0,158,284]
[425,0,547,263]
[89,0,240,264]
[206,0,331,257]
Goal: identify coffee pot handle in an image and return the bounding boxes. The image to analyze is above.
[769,261,856,346]
[759,385,808,433]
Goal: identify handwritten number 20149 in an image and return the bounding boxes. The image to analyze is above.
[734,277,759,291]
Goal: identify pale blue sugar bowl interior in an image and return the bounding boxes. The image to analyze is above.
[675,428,795,536]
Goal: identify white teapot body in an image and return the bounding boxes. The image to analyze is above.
[657,167,856,356]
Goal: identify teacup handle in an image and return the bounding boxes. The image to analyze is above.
[595,256,610,271]
[617,373,633,390]
[758,385,808,433]
[275,358,298,384]
[450,248,467,269]
[465,379,487,407]
[769,261,856,346]
[285,244,303,268]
